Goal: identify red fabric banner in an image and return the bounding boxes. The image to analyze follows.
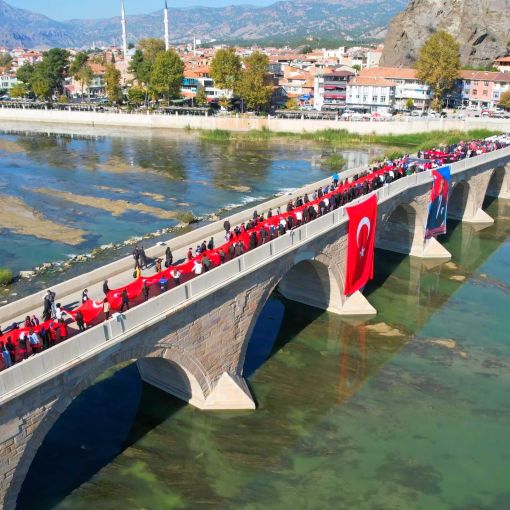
[344,194,378,296]
[66,299,104,324]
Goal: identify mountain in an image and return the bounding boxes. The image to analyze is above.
[380,0,510,68]
[0,0,408,49]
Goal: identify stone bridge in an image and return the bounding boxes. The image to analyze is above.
[0,147,509,509]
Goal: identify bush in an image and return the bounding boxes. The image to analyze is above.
[0,267,13,285]
[321,153,347,169]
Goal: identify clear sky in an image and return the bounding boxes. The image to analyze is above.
[6,0,274,20]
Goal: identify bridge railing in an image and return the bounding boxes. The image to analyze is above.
[1,146,510,402]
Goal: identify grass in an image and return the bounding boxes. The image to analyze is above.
[174,211,197,224]
[199,127,501,152]
[321,153,347,170]
[0,267,13,286]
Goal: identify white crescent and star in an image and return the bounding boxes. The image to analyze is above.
[356,217,371,257]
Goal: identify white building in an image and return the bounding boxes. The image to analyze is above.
[358,68,432,110]
[0,74,17,91]
[346,76,396,113]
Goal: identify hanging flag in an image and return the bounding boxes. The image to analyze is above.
[425,165,451,239]
[344,194,378,296]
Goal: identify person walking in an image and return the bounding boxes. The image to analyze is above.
[187,248,193,261]
[140,246,148,269]
[76,310,85,332]
[120,289,129,312]
[103,299,111,320]
[170,267,181,287]
[202,255,211,272]
[207,237,214,250]
[165,246,173,268]
[82,289,89,303]
[155,258,162,273]
[6,337,16,365]
[142,281,150,301]
[1,342,11,369]
[193,260,203,276]
[103,280,110,296]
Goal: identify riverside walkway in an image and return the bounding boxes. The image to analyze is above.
[0,143,509,510]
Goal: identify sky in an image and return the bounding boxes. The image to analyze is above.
[6,0,275,20]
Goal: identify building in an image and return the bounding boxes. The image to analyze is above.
[314,70,354,111]
[457,70,510,108]
[358,67,432,110]
[493,56,510,74]
[346,76,396,113]
[0,73,17,91]
[181,67,231,103]
[280,66,314,103]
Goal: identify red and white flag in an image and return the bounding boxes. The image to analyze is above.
[344,194,378,296]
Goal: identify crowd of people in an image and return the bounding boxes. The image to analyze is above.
[1,134,509,371]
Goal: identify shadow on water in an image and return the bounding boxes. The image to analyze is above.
[243,292,323,378]
[17,363,185,510]
[365,248,408,296]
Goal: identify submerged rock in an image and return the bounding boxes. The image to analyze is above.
[366,322,405,337]
[427,338,457,349]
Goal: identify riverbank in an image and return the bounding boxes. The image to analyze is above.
[0,106,509,134]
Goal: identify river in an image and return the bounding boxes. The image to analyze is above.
[15,198,510,509]
[2,126,510,509]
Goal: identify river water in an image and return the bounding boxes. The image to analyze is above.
[15,196,510,510]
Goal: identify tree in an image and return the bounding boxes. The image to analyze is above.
[150,49,184,102]
[237,51,272,112]
[405,98,415,110]
[286,97,300,110]
[31,73,52,99]
[499,91,510,110]
[195,86,207,106]
[0,53,12,68]
[105,64,122,103]
[10,83,28,98]
[69,51,88,76]
[128,49,152,84]
[16,63,35,86]
[76,65,93,97]
[416,31,460,104]
[138,38,166,63]
[210,47,241,92]
[128,85,146,106]
[40,48,70,95]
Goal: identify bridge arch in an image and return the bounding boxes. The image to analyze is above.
[448,180,475,220]
[4,341,207,510]
[377,202,426,256]
[486,165,510,199]
[237,252,346,377]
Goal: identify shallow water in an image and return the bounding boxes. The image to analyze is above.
[0,127,376,275]
[17,198,510,510]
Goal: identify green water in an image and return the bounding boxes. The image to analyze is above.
[18,198,510,510]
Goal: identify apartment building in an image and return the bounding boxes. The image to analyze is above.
[457,70,510,108]
[358,67,432,110]
[314,70,354,111]
[346,76,396,113]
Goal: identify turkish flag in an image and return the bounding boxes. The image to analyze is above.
[344,194,378,296]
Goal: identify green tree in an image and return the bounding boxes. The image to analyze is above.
[0,53,13,68]
[209,47,241,92]
[150,49,184,102]
[195,86,207,106]
[128,85,146,106]
[16,63,35,86]
[416,31,460,104]
[405,98,415,110]
[69,51,88,76]
[31,73,52,99]
[40,48,70,95]
[76,65,93,97]
[237,51,272,112]
[139,38,166,63]
[128,49,152,84]
[499,91,510,110]
[105,64,122,103]
[10,83,28,98]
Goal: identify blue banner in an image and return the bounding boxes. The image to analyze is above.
[425,165,451,239]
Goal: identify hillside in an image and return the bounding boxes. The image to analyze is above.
[380,0,510,68]
[0,0,408,49]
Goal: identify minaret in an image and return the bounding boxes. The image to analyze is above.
[121,1,128,59]
[164,0,170,51]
